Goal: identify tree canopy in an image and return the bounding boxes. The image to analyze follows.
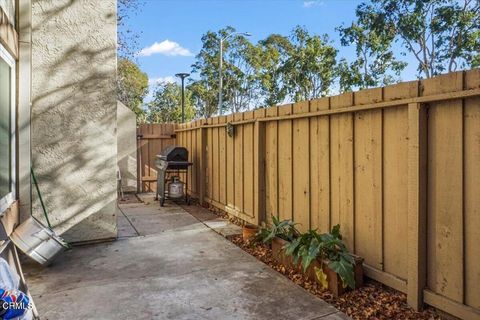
[117,58,149,119]
[133,0,479,122]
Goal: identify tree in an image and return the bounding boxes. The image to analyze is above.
[117,0,143,59]
[337,10,407,91]
[356,0,480,78]
[284,26,338,101]
[117,59,149,118]
[255,34,293,106]
[188,80,217,118]
[147,82,195,123]
[191,26,259,114]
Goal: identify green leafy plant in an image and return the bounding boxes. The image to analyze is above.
[255,215,300,244]
[284,225,356,289]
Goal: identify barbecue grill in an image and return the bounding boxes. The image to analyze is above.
[155,146,193,206]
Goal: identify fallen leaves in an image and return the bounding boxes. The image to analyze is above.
[228,235,440,320]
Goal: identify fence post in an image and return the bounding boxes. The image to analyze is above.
[254,119,266,225]
[407,102,428,310]
[198,126,207,206]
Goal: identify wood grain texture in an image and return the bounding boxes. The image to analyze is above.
[292,101,310,232]
[278,104,293,222]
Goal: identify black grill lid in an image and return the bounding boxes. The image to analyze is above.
[159,146,188,162]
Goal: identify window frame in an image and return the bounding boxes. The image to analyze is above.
[0,43,16,214]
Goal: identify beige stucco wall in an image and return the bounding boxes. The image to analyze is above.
[0,0,14,24]
[117,101,137,193]
[31,0,118,242]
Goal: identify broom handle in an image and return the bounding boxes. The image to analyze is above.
[30,168,53,229]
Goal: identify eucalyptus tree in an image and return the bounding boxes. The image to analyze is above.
[117,58,149,120]
[147,82,195,123]
[355,0,480,78]
[191,26,259,114]
[255,34,293,106]
[337,10,407,92]
[284,26,338,101]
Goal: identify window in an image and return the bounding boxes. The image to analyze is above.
[0,43,15,213]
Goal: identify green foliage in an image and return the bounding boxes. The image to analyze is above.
[191,26,259,115]
[284,224,356,289]
[354,0,480,78]
[117,58,149,121]
[117,0,143,59]
[283,26,338,101]
[255,34,293,106]
[147,82,195,123]
[337,10,407,91]
[255,215,300,244]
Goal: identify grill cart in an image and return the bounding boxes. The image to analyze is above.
[155,146,193,206]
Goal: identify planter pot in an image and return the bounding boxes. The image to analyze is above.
[312,255,364,297]
[271,237,298,270]
[242,224,258,242]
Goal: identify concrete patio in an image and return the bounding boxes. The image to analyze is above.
[23,195,348,320]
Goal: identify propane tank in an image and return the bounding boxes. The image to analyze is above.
[168,176,184,198]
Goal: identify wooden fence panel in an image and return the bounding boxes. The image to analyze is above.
[265,106,278,224]
[243,111,255,218]
[330,93,355,251]
[226,114,235,209]
[137,123,176,192]
[292,101,311,232]
[174,69,480,320]
[233,112,244,215]
[277,104,293,222]
[353,88,383,271]
[425,72,464,304]
[464,71,480,310]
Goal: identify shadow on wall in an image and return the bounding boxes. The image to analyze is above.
[30,0,118,241]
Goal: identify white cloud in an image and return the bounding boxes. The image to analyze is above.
[303,0,324,8]
[148,76,177,86]
[138,40,193,57]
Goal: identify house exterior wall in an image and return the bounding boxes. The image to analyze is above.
[0,0,14,24]
[117,101,137,193]
[31,0,118,242]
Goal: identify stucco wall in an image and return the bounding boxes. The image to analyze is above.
[117,101,137,193]
[0,0,15,25]
[31,0,118,242]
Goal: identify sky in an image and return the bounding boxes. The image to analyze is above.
[124,0,420,101]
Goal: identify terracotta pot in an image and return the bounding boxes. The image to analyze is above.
[242,224,258,242]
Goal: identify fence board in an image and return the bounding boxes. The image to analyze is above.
[226,114,235,209]
[265,106,278,224]
[425,73,464,303]
[383,106,409,280]
[354,88,383,271]
[330,92,354,250]
[464,69,480,309]
[293,101,311,232]
[234,112,244,214]
[243,111,255,217]
[309,98,330,233]
[278,104,293,222]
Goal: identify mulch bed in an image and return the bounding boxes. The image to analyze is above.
[227,234,440,320]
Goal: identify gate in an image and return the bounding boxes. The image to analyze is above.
[137,123,176,192]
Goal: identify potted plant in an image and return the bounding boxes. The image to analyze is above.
[284,225,363,296]
[242,223,258,242]
[255,216,299,268]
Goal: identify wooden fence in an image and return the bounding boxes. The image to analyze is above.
[137,123,176,192]
[176,70,480,319]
